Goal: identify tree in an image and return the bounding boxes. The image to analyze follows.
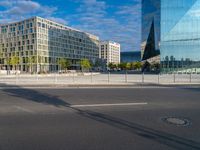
[10,56,20,70]
[80,59,91,72]
[132,62,142,70]
[108,62,117,70]
[126,63,131,70]
[5,57,11,71]
[57,58,71,72]
[118,62,127,70]
[151,63,160,71]
[26,56,37,73]
[0,51,3,70]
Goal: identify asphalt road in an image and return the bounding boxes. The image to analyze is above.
[0,86,200,150]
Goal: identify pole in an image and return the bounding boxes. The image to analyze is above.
[142,72,144,83]
[54,73,57,84]
[125,71,128,83]
[91,72,93,83]
[173,73,175,83]
[158,73,160,84]
[108,71,110,83]
[15,73,18,85]
[73,72,75,83]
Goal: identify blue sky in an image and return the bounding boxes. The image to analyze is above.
[0,0,141,52]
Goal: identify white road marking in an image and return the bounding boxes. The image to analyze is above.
[71,102,148,108]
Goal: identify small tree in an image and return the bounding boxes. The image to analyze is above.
[57,58,71,73]
[10,56,20,70]
[80,59,91,72]
[126,63,131,70]
[26,56,37,73]
[132,62,142,70]
[0,52,3,70]
[5,57,11,72]
[118,62,127,70]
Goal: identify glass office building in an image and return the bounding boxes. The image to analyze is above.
[142,0,200,73]
[161,0,200,73]
[141,0,160,61]
[121,51,141,63]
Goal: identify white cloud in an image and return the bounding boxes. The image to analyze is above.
[0,1,12,7]
[47,17,68,25]
[68,0,141,51]
[0,0,61,24]
[0,0,141,51]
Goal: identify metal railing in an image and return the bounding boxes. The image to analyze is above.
[0,72,199,85]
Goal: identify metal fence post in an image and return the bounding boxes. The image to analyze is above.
[91,72,93,83]
[15,73,18,85]
[36,73,38,83]
[125,71,128,83]
[173,73,176,83]
[108,72,110,83]
[54,73,57,84]
[73,72,75,83]
[142,72,144,83]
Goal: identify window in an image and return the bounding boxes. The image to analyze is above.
[42,23,45,28]
[38,22,41,27]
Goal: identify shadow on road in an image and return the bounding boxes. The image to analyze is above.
[1,83,200,150]
[0,83,70,107]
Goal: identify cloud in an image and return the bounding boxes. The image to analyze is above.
[0,1,12,7]
[68,0,141,51]
[47,17,68,25]
[0,0,142,52]
[0,0,60,24]
[116,4,140,15]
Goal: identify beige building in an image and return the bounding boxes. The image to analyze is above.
[100,41,120,65]
[0,16,99,72]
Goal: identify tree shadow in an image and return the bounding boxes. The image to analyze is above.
[1,83,200,150]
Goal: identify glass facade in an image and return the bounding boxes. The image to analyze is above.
[121,51,141,63]
[161,0,200,73]
[141,0,160,61]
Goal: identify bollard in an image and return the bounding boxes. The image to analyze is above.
[158,73,160,84]
[190,73,192,83]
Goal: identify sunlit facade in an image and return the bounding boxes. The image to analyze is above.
[100,41,120,65]
[0,16,99,72]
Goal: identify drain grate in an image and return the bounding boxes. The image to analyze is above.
[162,117,190,126]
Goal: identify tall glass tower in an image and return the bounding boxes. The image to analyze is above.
[141,0,160,61]
[142,0,200,73]
[161,0,200,73]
